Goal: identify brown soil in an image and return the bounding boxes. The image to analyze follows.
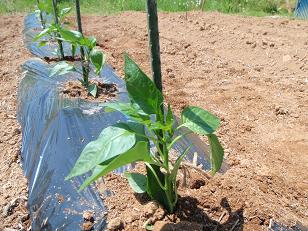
[82,12,308,230]
[0,15,31,230]
[0,11,307,230]
[43,55,82,63]
[98,164,249,231]
[61,80,117,101]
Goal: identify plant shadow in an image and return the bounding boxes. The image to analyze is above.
[160,197,244,231]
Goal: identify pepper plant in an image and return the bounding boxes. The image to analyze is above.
[49,28,105,97]
[33,0,72,59]
[66,54,224,213]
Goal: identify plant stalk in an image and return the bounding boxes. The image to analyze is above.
[75,0,89,86]
[51,0,65,60]
[36,0,45,29]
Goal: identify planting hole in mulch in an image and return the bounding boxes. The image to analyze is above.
[61,80,117,101]
[96,163,249,231]
[43,56,82,63]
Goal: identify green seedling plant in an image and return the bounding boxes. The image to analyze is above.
[66,55,224,213]
[49,28,105,97]
[33,0,72,59]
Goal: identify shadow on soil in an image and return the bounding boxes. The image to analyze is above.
[161,197,244,231]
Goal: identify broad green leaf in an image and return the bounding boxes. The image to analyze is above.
[79,141,152,190]
[124,55,163,115]
[58,28,82,44]
[170,145,191,182]
[103,102,151,124]
[87,83,97,97]
[181,106,220,135]
[113,122,146,142]
[66,125,136,180]
[207,134,224,174]
[49,62,75,77]
[90,49,105,74]
[124,172,147,193]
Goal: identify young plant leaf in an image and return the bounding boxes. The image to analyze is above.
[207,134,224,174]
[87,83,97,97]
[66,125,137,180]
[79,141,152,190]
[103,102,151,124]
[181,106,220,135]
[60,7,71,18]
[124,172,147,193]
[33,27,52,41]
[38,41,48,47]
[90,49,105,74]
[50,62,75,77]
[124,55,163,115]
[58,28,82,43]
[170,146,191,182]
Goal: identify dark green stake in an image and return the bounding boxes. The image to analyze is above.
[51,0,65,60]
[75,0,89,86]
[146,0,162,93]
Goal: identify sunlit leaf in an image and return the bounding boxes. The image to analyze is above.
[124,54,163,115]
[66,125,137,180]
[79,141,152,190]
[125,172,147,193]
[181,106,220,135]
[49,62,75,77]
[208,134,224,174]
[89,49,105,74]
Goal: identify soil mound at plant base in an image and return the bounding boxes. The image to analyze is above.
[61,80,117,101]
[98,164,251,231]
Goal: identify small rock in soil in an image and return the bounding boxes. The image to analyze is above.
[108,217,123,231]
[143,201,159,217]
[190,179,206,189]
[82,221,93,231]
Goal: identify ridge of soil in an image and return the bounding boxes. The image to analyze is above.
[0,11,307,230]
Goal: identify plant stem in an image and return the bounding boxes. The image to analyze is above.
[36,0,45,29]
[75,0,89,86]
[51,0,64,60]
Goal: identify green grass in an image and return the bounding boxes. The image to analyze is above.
[0,0,296,16]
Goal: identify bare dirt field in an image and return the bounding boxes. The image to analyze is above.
[0,11,307,230]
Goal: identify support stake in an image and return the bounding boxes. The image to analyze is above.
[51,0,65,60]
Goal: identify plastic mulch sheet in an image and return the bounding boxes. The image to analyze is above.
[295,0,308,19]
